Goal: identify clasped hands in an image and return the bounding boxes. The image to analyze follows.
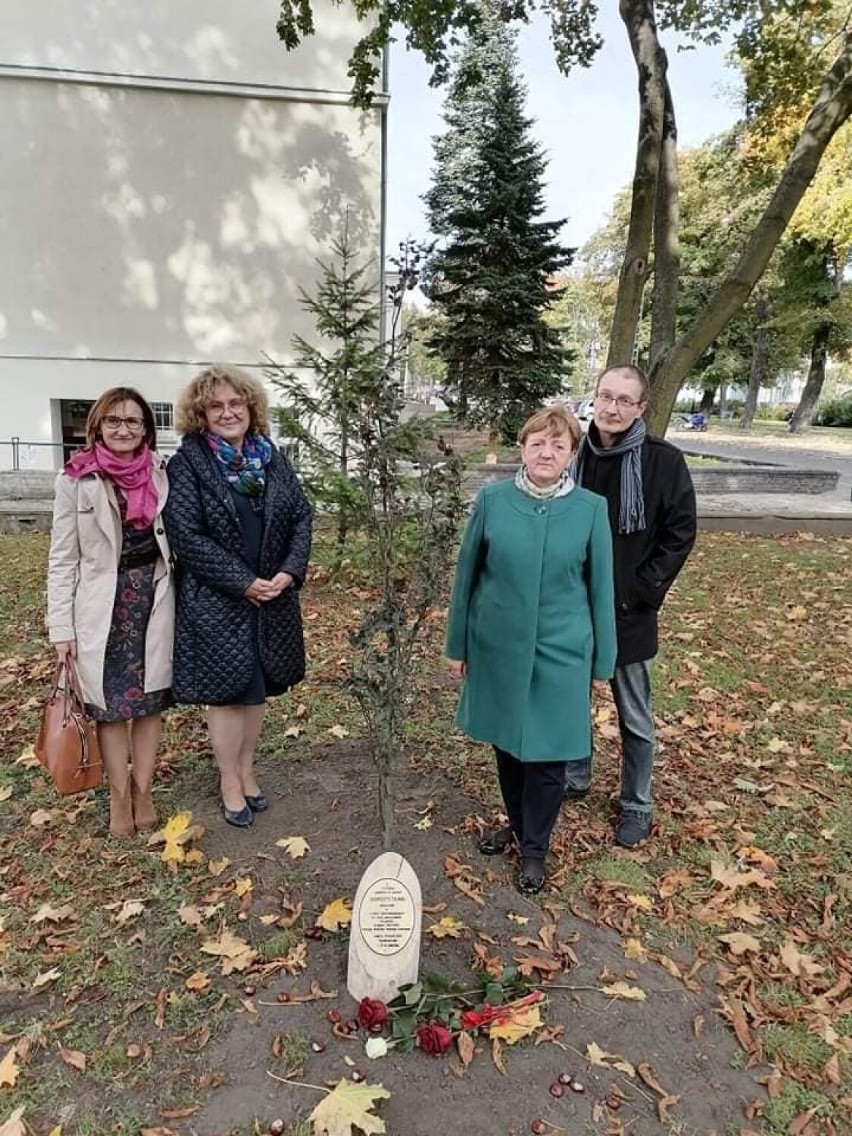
[244,572,293,605]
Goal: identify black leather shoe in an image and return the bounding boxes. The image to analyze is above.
[517,858,546,896]
[245,794,268,813]
[223,803,253,828]
[477,826,515,856]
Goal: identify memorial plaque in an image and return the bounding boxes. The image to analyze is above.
[347,852,422,1004]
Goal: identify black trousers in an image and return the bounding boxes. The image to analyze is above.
[494,747,567,862]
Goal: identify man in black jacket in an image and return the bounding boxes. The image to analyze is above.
[565,363,697,847]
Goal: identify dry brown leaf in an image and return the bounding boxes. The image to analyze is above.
[0,1107,26,1136]
[58,1046,86,1072]
[515,954,563,978]
[585,1041,636,1077]
[177,905,204,927]
[0,1047,21,1088]
[207,858,230,877]
[30,903,76,924]
[113,899,145,926]
[200,929,257,975]
[456,1031,475,1068]
[30,808,54,827]
[276,836,310,859]
[779,938,824,977]
[534,1024,565,1046]
[718,931,762,956]
[601,982,646,1002]
[657,1094,681,1123]
[637,1062,672,1098]
[32,967,61,991]
[185,972,211,993]
[491,1037,507,1076]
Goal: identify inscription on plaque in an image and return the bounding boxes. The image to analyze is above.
[358,878,415,957]
[347,852,422,1004]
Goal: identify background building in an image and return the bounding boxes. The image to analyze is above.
[0,0,386,468]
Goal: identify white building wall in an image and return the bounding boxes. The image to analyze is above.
[0,0,385,468]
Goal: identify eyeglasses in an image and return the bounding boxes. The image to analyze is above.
[102,415,145,431]
[207,398,247,416]
[595,391,643,410]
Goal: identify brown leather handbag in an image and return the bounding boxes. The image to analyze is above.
[35,660,103,795]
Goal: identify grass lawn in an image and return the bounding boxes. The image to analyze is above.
[0,529,850,1135]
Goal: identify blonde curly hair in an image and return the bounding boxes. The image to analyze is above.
[175,365,270,437]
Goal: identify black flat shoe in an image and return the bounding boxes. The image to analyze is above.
[477,826,515,856]
[244,794,268,812]
[223,803,253,828]
[517,858,546,896]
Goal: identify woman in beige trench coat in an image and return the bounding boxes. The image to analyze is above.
[47,388,174,836]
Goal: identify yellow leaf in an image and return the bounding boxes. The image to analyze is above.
[0,1047,20,1088]
[199,929,257,975]
[316,898,352,932]
[623,937,648,961]
[207,857,230,877]
[328,724,350,739]
[427,916,468,940]
[276,836,310,859]
[47,1127,63,1136]
[413,815,433,831]
[601,982,647,1002]
[233,877,253,897]
[788,605,808,621]
[156,811,194,865]
[489,1003,541,1045]
[507,912,529,925]
[183,849,205,866]
[308,1079,390,1136]
[585,1041,636,1077]
[16,743,40,767]
[627,894,653,911]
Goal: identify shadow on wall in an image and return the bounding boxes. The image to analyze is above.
[2,81,380,363]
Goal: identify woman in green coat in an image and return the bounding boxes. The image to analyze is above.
[446,405,616,894]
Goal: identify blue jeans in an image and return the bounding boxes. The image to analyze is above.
[564,661,656,814]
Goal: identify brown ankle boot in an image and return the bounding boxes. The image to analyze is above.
[108,782,135,837]
[131,781,157,832]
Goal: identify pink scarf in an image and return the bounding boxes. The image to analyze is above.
[64,442,159,530]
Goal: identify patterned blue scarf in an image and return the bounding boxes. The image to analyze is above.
[206,432,272,497]
[573,418,646,533]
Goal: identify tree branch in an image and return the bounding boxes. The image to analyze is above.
[608,0,668,366]
[647,29,852,433]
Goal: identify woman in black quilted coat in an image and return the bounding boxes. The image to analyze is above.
[165,366,312,828]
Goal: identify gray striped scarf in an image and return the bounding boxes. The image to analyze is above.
[573,418,646,533]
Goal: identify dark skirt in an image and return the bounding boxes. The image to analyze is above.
[87,563,171,723]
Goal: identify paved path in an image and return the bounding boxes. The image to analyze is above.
[666,428,852,501]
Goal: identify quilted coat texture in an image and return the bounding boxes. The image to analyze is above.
[164,434,312,705]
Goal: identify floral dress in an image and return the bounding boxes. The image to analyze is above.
[87,495,172,722]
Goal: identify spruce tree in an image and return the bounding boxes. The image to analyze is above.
[423,9,573,442]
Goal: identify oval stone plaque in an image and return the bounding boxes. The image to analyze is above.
[358,877,415,957]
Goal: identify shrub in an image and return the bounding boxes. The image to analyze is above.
[814,395,852,427]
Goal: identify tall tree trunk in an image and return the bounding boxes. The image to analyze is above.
[645,30,852,435]
[789,322,830,433]
[739,297,771,430]
[699,387,715,414]
[608,0,668,365]
[649,76,679,373]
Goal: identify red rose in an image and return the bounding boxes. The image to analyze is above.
[357,997,388,1032]
[416,1021,453,1056]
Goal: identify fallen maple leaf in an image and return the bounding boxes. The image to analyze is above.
[585,1042,636,1077]
[30,903,76,924]
[623,938,648,961]
[178,905,204,927]
[233,877,253,898]
[489,1003,542,1045]
[308,1079,390,1136]
[0,1048,20,1088]
[601,982,647,1002]
[31,967,61,991]
[316,898,352,932]
[200,929,258,975]
[207,857,230,877]
[718,932,762,956]
[153,811,197,866]
[113,899,145,926]
[627,894,653,910]
[779,938,824,977]
[276,836,310,859]
[185,972,211,993]
[427,916,467,940]
[328,724,350,739]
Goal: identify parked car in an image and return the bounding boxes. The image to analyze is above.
[576,397,595,422]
